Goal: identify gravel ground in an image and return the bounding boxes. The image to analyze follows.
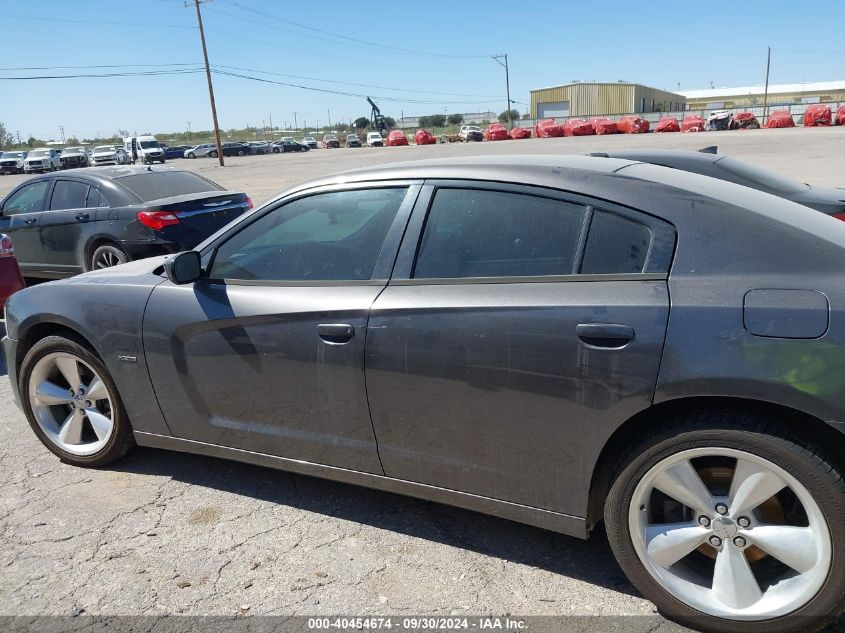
[1,127,844,631]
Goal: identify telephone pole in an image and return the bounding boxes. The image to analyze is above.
[762,46,772,124]
[492,54,512,129]
[191,0,224,166]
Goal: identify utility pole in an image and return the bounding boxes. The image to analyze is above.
[269,113,273,136]
[59,125,65,143]
[328,108,332,128]
[294,112,297,132]
[762,46,771,124]
[191,0,224,166]
[492,54,512,129]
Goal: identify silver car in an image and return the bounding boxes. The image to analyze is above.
[183,144,215,159]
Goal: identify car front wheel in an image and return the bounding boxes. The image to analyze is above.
[19,335,134,467]
[605,414,845,633]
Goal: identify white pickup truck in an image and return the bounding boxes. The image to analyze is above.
[23,148,62,173]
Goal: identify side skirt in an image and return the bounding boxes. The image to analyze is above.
[134,431,587,539]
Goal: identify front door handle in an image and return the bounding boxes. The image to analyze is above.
[317,323,354,344]
[74,213,89,221]
[576,323,635,349]
[24,218,37,225]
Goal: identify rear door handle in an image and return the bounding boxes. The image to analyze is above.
[317,323,354,344]
[24,218,37,225]
[74,213,89,221]
[576,323,635,349]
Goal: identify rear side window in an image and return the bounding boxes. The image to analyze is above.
[581,209,674,274]
[209,187,409,282]
[86,188,109,208]
[49,180,89,211]
[413,189,586,279]
[114,171,221,201]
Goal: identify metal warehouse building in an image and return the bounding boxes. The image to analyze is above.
[680,80,845,110]
[530,82,687,119]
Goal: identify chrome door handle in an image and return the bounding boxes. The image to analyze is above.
[24,218,37,225]
[74,213,89,221]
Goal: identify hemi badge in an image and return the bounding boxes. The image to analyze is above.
[118,355,138,363]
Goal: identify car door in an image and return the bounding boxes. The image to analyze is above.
[143,182,420,473]
[0,179,51,272]
[42,178,101,273]
[365,182,676,515]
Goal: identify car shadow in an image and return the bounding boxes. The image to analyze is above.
[112,446,638,598]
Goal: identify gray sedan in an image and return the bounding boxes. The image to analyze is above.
[4,155,845,632]
[591,148,845,216]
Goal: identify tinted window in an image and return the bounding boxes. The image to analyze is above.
[581,211,651,274]
[114,171,221,201]
[3,181,50,215]
[49,180,89,211]
[210,187,408,282]
[414,189,585,279]
[86,188,109,208]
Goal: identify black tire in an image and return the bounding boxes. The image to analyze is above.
[159,159,165,164]
[19,335,134,467]
[237,149,245,156]
[209,151,217,158]
[604,412,845,633]
[272,147,280,153]
[90,243,129,270]
[188,152,196,159]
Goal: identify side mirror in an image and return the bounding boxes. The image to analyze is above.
[163,251,202,285]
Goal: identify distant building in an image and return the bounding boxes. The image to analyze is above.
[397,111,498,128]
[529,82,686,119]
[679,80,845,110]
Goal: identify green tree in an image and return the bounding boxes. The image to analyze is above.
[0,122,13,150]
[498,109,520,124]
[66,136,80,146]
[354,117,370,129]
[26,136,37,147]
[428,114,446,128]
[418,116,430,128]
[383,116,396,128]
[447,113,464,126]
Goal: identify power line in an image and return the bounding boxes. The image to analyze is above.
[0,13,194,28]
[216,0,494,59]
[211,69,498,106]
[0,63,200,71]
[0,69,205,80]
[214,64,503,99]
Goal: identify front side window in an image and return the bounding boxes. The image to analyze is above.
[413,188,586,279]
[49,180,89,211]
[3,181,50,215]
[209,187,409,282]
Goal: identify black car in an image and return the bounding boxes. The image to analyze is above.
[208,142,250,158]
[592,148,845,216]
[346,134,362,148]
[0,165,251,278]
[272,140,309,153]
[6,155,845,633]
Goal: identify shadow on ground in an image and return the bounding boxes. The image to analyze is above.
[114,445,638,598]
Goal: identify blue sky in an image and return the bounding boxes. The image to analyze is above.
[1,0,843,140]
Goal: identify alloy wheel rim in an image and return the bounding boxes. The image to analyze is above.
[629,447,831,620]
[28,352,114,456]
[94,250,119,268]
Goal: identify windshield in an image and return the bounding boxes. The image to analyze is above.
[64,147,84,154]
[715,156,808,194]
[115,171,222,201]
[348,135,358,140]
[4,152,23,159]
[29,150,49,157]
[139,140,160,149]
[369,133,382,139]
[94,146,114,152]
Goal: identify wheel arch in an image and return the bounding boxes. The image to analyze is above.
[586,396,845,533]
[15,319,102,376]
[83,236,122,271]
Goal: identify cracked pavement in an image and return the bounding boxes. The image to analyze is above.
[2,130,845,630]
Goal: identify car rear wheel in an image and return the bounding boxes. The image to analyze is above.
[19,336,134,467]
[91,244,129,270]
[209,151,217,158]
[605,414,845,633]
[237,150,245,156]
[272,147,280,153]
